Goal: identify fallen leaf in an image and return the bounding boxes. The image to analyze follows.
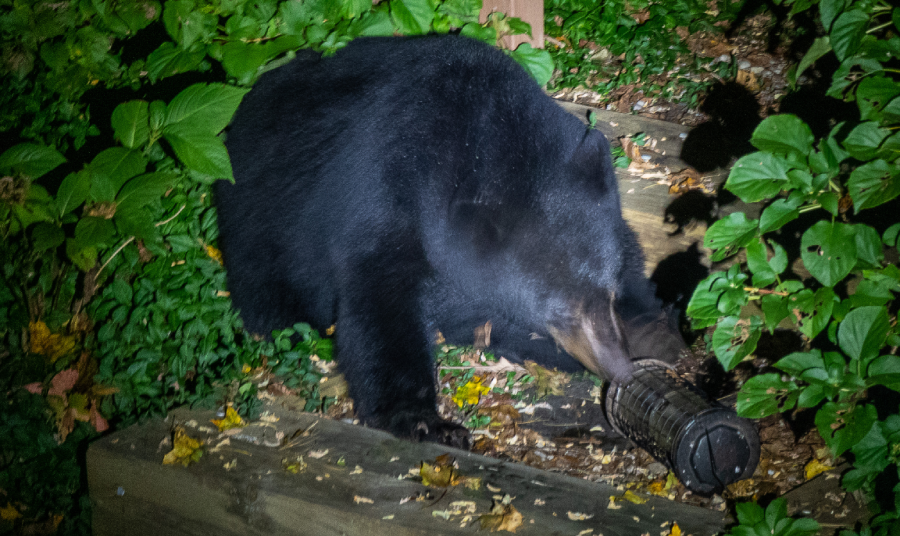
[523,361,568,397]
[163,427,204,467]
[29,321,77,362]
[0,502,21,521]
[282,455,307,473]
[211,406,245,431]
[205,244,223,264]
[353,495,374,504]
[567,511,594,520]
[480,499,523,533]
[452,376,490,408]
[805,458,834,480]
[474,320,492,349]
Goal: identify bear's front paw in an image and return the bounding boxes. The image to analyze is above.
[386,412,471,450]
[412,419,471,450]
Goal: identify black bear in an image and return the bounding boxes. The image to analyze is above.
[216,35,681,448]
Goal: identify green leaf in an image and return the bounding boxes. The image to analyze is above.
[112,101,150,149]
[509,44,554,87]
[460,22,497,44]
[66,239,98,271]
[704,212,759,261]
[146,42,205,82]
[820,0,847,31]
[800,221,858,287]
[867,355,900,391]
[884,94,900,123]
[75,216,116,248]
[89,148,148,201]
[116,172,176,213]
[751,115,814,157]
[115,208,158,241]
[884,223,900,247]
[848,159,900,212]
[856,76,900,122]
[112,277,133,305]
[165,83,250,135]
[816,402,877,457]
[759,197,801,234]
[761,293,791,331]
[776,350,826,377]
[737,373,798,418]
[10,185,56,233]
[839,306,890,363]
[831,10,869,61]
[792,37,832,86]
[746,238,776,287]
[56,171,90,217]
[686,267,748,327]
[735,501,765,526]
[163,125,234,179]
[791,287,835,340]
[0,143,66,179]
[854,224,884,269]
[390,0,435,35]
[221,41,270,84]
[31,222,64,251]
[712,315,763,371]
[843,121,889,161]
[359,9,394,36]
[725,152,791,203]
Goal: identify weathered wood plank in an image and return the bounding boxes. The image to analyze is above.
[89,408,729,536]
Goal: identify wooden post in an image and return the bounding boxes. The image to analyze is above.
[481,0,545,49]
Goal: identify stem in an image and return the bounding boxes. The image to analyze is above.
[744,287,789,296]
[867,21,894,33]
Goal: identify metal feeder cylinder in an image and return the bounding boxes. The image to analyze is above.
[604,359,760,495]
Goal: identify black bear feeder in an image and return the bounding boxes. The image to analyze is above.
[605,359,760,495]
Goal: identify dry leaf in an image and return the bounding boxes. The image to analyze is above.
[567,511,594,520]
[480,500,523,533]
[211,406,245,431]
[523,361,568,397]
[163,427,204,467]
[474,320,492,349]
[805,459,834,480]
[353,495,374,504]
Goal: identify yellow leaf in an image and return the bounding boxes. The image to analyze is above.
[805,458,834,480]
[163,427,204,467]
[452,376,490,408]
[668,522,682,536]
[421,461,458,487]
[206,244,223,264]
[0,502,21,521]
[29,321,77,362]
[617,490,649,504]
[211,406,245,431]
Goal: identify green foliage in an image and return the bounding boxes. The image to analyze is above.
[727,498,819,536]
[0,0,546,532]
[687,0,900,531]
[544,0,730,105]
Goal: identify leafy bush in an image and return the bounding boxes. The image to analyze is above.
[687,0,900,532]
[0,1,547,533]
[544,0,733,106]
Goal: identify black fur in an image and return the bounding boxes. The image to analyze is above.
[216,35,680,448]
